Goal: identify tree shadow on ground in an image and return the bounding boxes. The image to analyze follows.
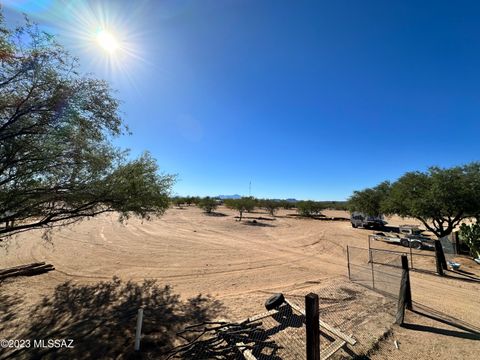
[0,287,23,331]
[242,220,276,228]
[205,212,228,217]
[235,216,276,221]
[1,277,225,359]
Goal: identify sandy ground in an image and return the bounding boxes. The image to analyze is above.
[0,206,479,358]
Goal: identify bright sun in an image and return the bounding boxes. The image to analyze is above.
[96,30,119,53]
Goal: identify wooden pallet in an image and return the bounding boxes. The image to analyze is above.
[284,299,356,346]
[233,297,357,360]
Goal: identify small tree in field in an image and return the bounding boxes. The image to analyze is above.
[261,199,281,216]
[225,197,255,221]
[348,181,391,217]
[199,197,218,214]
[280,200,295,210]
[296,201,325,217]
[172,197,186,208]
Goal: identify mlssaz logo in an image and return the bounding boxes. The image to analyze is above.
[33,339,74,348]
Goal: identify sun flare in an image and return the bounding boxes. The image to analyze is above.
[96,29,119,53]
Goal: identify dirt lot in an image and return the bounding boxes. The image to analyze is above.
[1,206,479,358]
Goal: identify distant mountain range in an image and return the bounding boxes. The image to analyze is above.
[217,195,298,202]
[217,194,241,199]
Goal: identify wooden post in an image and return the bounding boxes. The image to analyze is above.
[401,255,412,310]
[305,293,320,360]
[434,240,446,275]
[134,307,144,351]
[346,246,351,280]
[396,255,412,325]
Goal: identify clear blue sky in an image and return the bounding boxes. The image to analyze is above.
[3,1,480,200]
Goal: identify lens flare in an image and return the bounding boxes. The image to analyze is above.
[96,29,119,53]
[3,0,149,91]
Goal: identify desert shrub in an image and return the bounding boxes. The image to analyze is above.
[198,197,218,213]
[296,200,325,217]
[172,197,186,208]
[460,222,480,258]
[280,200,296,210]
[259,199,281,216]
[225,197,256,221]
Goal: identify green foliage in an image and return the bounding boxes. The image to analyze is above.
[383,164,480,237]
[348,181,391,217]
[0,15,174,238]
[198,197,218,213]
[280,200,296,210]
[318,201,348,211]
[258,199,281,216]
[185,196,198,206]
[349,163,480,237]
[296,200,325,217]
[225,197,256,221]
[459,222,480,258]
[171,197,186,208]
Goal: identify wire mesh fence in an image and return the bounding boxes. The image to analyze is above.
[347,246,403,299]
[439,235,457,262]
[166,277,400,359]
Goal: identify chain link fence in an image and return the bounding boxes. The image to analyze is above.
[166,277,400,359]
[439,235,457,263]
[347,245,403,299]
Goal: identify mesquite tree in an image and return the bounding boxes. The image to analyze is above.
[259,199,281,216]
[349,164,480,238]
[225,197,255,221]
[198,197,218,214]
[0,14,174,238]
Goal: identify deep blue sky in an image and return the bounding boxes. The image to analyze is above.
[3,1,480,200]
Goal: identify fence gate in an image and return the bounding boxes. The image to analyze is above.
[347,246,404,299]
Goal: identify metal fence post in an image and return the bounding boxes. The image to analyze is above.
[396,255,412,325]
[401,255,412,310]
[346,246,351,280]
[370,250,375,289]
[368,235,371,263]
[134,307,144,351]
[305,293,320,360]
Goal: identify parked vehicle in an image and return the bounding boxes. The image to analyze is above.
[350,212,387,229]
[371,229,435,250]
[398,225,422,236]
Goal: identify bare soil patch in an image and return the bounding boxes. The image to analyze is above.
[1,207,479,358]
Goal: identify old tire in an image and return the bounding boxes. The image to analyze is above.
[265,293,285,310]
[411,241,422,250]
[400,239,410,247]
